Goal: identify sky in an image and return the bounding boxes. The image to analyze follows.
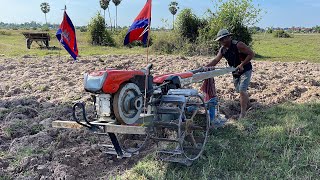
[0,0,319,28]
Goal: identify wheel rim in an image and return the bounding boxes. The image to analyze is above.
[181,95,209,161]
[113,83,143,125]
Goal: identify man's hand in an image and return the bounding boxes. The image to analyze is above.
[202,66,215,71]
[236,64,244,72]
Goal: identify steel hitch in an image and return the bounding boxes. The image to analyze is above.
[72,102,99,131]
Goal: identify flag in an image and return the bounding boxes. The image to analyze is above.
[56,11,78,60]
[124,0,152,45]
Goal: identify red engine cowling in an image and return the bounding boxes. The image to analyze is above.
[84,69,145,94]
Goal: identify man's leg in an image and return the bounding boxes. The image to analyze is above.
[239,91,249,118]
[238,70,252,119]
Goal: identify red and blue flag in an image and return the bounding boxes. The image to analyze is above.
[124,0,152,45]
[56,11,78,60]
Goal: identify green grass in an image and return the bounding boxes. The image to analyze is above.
[1,29,320,63]
[123,102,320,179]
[0,29,146,57]
[253,33,320,63]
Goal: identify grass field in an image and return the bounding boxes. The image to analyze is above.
[122,103,320,179]
[0,29,320,63]
[253,33,320,63]
[0,29,146,57]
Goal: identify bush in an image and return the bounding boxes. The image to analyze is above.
[41,25,50,31]
[151,31,184,54]
[103,30,115,46]
[267,28,273,34]
[112,28,128,47]
[0,31,12,36]
[199,0,261,52]
[230,24,252,46]
[151,30,217,56]
[88,12,115,46]
[175,9,203,42]
[274,30,291,38]
[79,26,88,32]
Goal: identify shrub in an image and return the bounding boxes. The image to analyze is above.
[88,12,115,46]
[79,26,88,32]
[151,31,184,54]
[175,9,202,42]
[274,30,291,38]
[199,0,261,52]
[230,24,252,46]
[267,28,273,34]
[0,31,12,36]
[41,25,50,31]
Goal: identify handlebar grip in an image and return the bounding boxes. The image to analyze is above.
[145,64,153,75]
[146,64,153,70]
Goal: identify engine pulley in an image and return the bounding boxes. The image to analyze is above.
[113,83,143,124]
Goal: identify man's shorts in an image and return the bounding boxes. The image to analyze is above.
[233,69,252,93]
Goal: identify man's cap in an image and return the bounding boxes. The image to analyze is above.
[215,29,233,41]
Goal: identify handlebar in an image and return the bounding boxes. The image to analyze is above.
[145,64,153,75]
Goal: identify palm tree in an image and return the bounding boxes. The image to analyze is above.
[40,2,50,25]
[169,1,179,30]
[100,0,112,29]
[112,0,122,29]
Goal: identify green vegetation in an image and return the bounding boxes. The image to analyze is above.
[168,1,179,30]
[201,0,261,47]
[156,0,262,55]
[273,30,291,38]
[3,120,27,138]
[100,0,111,26]
[0,29,145,57]
[0,0,319,62]
[253,33,320,62]
[175,8,203,43]
[40,2,50,25]
[0,29,319,63]
[123,102,320,179]
[112,0,122,29]
[0,175,12,180]
[88,12,114,46]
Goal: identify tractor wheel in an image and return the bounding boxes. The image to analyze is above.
[113,83,143,125]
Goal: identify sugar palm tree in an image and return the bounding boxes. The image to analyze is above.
[100,0,112,29]
[40,2,50,25]
[169,1,179,30]
[112,0,122,29]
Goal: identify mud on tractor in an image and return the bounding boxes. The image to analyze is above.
[53,64,235,166]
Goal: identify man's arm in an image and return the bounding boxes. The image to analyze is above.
[236,42,255,71]
[206,48,223,67]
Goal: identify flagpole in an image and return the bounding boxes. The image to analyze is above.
[143,0,152,119]
[58,5,66,62]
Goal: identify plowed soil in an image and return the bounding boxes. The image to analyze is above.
[0,55,319,179]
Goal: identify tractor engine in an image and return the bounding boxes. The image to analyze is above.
[83,68,153,125]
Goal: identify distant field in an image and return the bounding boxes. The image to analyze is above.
[0,29,320,63]
[253,33,320,63]
[0,29,145,57]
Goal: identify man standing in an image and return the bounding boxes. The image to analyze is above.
[206,29,255,119]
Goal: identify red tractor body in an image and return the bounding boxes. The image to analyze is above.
[84,69,145,94]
